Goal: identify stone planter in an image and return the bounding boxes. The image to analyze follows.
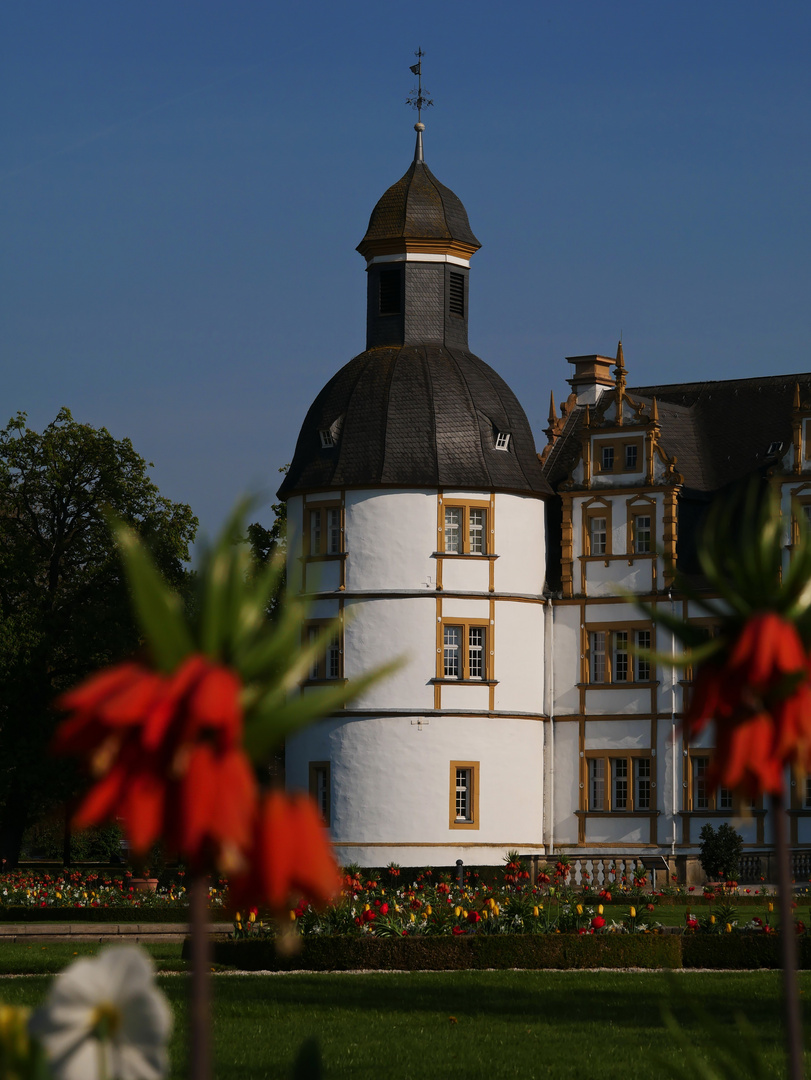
[130,877,159,893]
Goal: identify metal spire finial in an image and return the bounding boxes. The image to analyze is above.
[406,47,434,127]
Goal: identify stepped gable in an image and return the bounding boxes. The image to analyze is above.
[542,372,811,494]
[278,345,552,499]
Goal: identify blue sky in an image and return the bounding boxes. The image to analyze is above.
[2,1,809,544]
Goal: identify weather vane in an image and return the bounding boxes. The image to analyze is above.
[406,48,434,124]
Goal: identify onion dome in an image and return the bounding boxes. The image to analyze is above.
[356,125,481,262]
[277,345,552,499]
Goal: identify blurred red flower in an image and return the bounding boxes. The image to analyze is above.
[54,656,257,872]
[686,612,811,796]
[591,915,606,930]
[229,790,341,915]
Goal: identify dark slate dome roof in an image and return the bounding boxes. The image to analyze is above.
[278,346,552,499]
[357,160,481,253]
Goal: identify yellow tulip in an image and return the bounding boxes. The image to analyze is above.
[482,909,489,920]
[630,907,636,918]
[289,910,296,921]
[235,912,241,923]
[426,904,432,915]
[249,912,256,923]
[710,915,716,924]
[56,892,62,900]
[725,923,732,933]
[454,906,461,917]
[576,904,583,916]
[493,903,499,916]
[768,903,774,913]
[421,911,428,921]
[364,903,370,911]
[410,913,416,923]
[597,904,603,915]
[533,906,539,917]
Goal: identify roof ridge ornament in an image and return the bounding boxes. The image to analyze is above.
[406,47,433,163]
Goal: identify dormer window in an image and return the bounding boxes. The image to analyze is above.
[319,430,334,449]
[766,441,784,457]
[625,444,638,469]
[495,431,511,451]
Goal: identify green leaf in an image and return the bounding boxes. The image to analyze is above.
[109,518,194,672]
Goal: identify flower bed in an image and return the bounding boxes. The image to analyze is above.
[0,868,223,914]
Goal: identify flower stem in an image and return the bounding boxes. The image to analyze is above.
[773,789,804,1080]
[189,875,212,1080]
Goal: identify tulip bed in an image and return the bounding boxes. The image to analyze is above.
[0,868,220,914]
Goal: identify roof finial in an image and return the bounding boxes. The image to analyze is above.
[406,47,433,163]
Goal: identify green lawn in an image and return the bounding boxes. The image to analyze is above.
[3,969,811,1078]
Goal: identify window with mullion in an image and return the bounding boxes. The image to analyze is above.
[443,504,488,555]
[309,506,342,556]
[588,627,653,684]
[587,754,653,812]
[440,622,489,682]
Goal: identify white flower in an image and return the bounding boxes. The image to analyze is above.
[29,946,172,1080]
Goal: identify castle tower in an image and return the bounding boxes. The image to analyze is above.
[278,123,552,867]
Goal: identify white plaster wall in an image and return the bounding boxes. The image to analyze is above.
[584,603,633,624]
[441,683,490,711]
[552,607,580,715]
[286,714,543,863]
[441,598,490,620]
[585,688,650,715]
[691,816,758,845]
[442,559,490,593]
[585,719,650,750]
[345,489,437,592]
[306,561,342,594]
[657,718,680,850]
[494,494,546,594]
[585,817,648,844]
[493,601,544,713]
[552,722,580,844]
[797,818,811,845]
[343,597,435,712]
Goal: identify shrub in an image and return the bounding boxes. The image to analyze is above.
[210,933,681,972]
[698,823,744,881]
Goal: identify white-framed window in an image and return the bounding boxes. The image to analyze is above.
[495,431,511,451]
[440,621,491,682]
[442,503,489,555]
[601,446,615,472]
[587,754,653,812]
[308,505,342,556]
[319,429,334,449]
[588,627,653,683]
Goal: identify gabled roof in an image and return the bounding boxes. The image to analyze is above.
[542,372,811,493]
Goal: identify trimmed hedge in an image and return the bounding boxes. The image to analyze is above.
[682,934,811,970]
[0,906,192,923]
[209,933,682,972]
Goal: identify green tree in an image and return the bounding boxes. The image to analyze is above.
[245,465,288,619]
[698,822,744,881]
[0,408,197,866]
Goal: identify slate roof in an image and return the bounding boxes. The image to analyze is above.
[542,372,811,493]
[278,345,551,499]
[357,160,481,251]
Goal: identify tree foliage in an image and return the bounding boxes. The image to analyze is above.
[0,408,197,865]
[698,822,744,881]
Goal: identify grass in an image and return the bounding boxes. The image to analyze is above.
[0,941,187,974]
[2,968,811,1078]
